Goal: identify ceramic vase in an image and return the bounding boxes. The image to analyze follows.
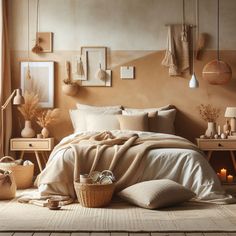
[41,127,49,138]
[21,120,35,138]
[205,122,217,138]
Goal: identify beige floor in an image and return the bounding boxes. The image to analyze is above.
[1,190,236,235]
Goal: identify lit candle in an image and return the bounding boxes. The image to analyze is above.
[218,125,221,136]
[220,168,227,182]
[227,175,233,183]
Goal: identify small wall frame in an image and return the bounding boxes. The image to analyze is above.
[80,46,111,87]
[20,61,54,108]
[36,32,53,53]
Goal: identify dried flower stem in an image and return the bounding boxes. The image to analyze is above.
[36,108,60,128]
[17,91,40,121]
[197,104,220,122]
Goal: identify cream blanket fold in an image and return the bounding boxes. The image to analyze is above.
[37,131,200,198]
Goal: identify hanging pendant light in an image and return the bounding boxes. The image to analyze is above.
[202,0,232,85]
[189,73,199,88]
[189,0,199,88]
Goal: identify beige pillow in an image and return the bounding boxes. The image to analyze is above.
[69,109,121,132]
[156,109,176,134]
[86,114,120,131]
[117,114,149,131]
[118,179,195,209]
[123,106,176,134]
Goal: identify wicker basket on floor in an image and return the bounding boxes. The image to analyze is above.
[0,156,34,189]
[74,182,115,208]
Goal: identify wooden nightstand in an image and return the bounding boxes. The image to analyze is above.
[196,138,236,172]
[10,138,54,172]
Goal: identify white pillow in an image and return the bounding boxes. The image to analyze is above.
[118,179,195,209]
[69,109,121,132]
[86,114,120,131]
[76,103,122,110]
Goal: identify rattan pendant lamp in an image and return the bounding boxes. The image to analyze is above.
[202,0,232,85]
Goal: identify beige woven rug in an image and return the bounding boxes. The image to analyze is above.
[1,192,236,232]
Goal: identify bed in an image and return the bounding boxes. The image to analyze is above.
[35,103,235,205]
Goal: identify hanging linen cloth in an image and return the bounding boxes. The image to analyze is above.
[161,24,190,76]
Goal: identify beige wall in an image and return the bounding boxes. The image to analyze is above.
[8,0,236,50]
[8,0,236,173]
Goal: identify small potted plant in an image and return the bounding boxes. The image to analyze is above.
[17,91,39,138]
[36,108,60,138]
[198,104,221,138]
[62,61,79,96]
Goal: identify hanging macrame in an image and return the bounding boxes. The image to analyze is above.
[32,0,43,54]
[95,63,106,81]
[202,0,232,85]
[76,57,85,77]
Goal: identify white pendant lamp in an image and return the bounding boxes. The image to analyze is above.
[189,73,199,88]
[189,0,199,89]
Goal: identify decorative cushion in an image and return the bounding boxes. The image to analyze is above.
[86,114,120,131]
[76,103,122,110]
[69,109,121,132]
[118,179,196,209]
[155,109,176,134]
[123,105,176,134]
[117,114,149,131]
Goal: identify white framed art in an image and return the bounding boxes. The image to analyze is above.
[80,46,111,87]
[21,61,54,108]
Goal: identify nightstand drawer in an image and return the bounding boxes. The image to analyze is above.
[11,138,54,151]
[197,140,236,150]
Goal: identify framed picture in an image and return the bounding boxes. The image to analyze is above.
[80,46,111,87]
[36,32,53,53]
[21,61,54,108]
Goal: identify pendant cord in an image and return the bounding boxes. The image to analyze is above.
[182,0,185,25]
[196,0,199,39]
[217,0,220,61]
[36,0,39,34]
[27,0,30,64]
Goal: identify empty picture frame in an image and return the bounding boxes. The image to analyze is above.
[80,46,109,87]
[21,61,54,108]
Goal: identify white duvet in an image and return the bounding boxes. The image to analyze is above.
[38,130,235,204]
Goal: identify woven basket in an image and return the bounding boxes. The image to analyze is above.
[74,182,115,208]
[0,156,34,189]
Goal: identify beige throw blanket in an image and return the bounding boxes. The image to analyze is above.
[161,24,190,76]
[37,131,199,198]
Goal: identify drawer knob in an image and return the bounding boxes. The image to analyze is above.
[218,143,223,147]
[29,143,33,147]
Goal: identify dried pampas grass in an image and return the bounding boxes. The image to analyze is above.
[36,108,60,128]
[197,104,220,122]
[17,91,40,121]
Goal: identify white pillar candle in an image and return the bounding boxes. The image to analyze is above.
[220,168,227,182]
[227,175,233,183]
[218,125,221,136]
